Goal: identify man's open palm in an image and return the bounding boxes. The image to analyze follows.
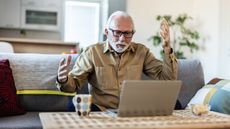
[58,55,71,83]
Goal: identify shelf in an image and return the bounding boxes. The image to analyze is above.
[0,37,79,54]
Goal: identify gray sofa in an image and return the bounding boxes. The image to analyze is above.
[0,53,204,129]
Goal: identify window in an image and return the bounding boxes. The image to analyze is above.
[64,0,107,49]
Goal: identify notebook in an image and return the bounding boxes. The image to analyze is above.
[106,80,182,117]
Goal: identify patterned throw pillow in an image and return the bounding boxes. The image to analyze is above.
[188,79,230,114]
[0,59,25,116]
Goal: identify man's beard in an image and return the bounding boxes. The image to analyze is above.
[109,41,130,53]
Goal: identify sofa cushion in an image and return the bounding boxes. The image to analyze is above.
[17,89,75,111]
[0,53,79,111]
[0,112,42,129]
[188,79,230,114]
[0,59,25,116]
[0,53,78,90]
[177,59,205,109]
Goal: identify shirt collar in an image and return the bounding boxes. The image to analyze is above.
[103,40,111,53]
[103,40,135,54]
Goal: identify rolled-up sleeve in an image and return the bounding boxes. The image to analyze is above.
[143,49,178,80]
[56,49,93,93]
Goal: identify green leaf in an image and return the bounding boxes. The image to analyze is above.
[175,51,185,59]
[153,35,161,46]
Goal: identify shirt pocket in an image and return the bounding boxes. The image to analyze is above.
[95,66,116,90]
[126,65,142,79]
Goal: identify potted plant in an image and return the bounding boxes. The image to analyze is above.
[149,14,200,59]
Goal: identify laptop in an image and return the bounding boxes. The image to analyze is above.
[106,80,182,117]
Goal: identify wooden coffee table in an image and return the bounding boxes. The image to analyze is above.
[39,110,230,129]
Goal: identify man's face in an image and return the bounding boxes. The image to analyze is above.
[106,16,135,53]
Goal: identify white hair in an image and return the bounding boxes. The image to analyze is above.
[106,11,135,30]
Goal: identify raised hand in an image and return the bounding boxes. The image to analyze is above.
[160,19,172,54]
[57,55,72,83]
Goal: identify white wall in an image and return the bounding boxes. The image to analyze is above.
[192,0,220,83]
[127,0,193,57]
[218,0,230,79]
[127,0,222,83]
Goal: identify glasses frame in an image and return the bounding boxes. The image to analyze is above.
[109,28,135,38]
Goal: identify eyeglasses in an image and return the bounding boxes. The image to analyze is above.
[109,28,135,38]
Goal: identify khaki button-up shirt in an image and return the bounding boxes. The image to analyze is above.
[57,41,177,111]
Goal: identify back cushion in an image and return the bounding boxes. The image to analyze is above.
[0,53,79,111]
[177,59,205,109]
[0,53,78,90]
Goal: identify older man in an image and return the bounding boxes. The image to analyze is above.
[57,11,178,111]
